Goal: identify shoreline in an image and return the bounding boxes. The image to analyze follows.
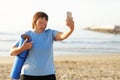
[0,53,120,64]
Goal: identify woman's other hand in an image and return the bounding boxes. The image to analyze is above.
[21,39,33,51]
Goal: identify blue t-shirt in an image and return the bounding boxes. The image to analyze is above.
[15,29,58,76]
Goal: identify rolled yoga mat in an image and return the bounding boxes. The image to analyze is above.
[10,34,32,79]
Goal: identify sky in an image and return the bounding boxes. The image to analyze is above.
[0,0,120,32]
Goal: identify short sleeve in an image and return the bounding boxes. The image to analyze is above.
[51,29,58,40]
[12,37,20,47]
[12,30,31,47]
[24,30,31,35]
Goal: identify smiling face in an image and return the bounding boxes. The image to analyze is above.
[35,17,48,30]
[32,12,48,30]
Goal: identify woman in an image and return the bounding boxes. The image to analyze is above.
[10,11,74,80]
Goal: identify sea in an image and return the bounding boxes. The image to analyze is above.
[0,27,120,56]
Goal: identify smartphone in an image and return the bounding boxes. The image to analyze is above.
[67,11,72,19]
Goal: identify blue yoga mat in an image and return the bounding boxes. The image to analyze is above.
[10,34,32,79]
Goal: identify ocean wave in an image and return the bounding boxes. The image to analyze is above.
[60,40,120,44]
[0,39,16,42]
[0,32,18,35]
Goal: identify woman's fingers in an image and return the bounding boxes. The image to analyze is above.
[29,42,33,48]
[22,34,30,40]
[24,38,28,43]
[66,18,74,26]
[22,39,33,50]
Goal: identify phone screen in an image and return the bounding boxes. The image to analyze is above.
[67,11,72,19]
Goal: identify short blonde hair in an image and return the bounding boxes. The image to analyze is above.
[32,12,48,29]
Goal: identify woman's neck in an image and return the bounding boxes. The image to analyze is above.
[33,28,44,34]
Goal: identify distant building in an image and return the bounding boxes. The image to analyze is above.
[114,25,120,33]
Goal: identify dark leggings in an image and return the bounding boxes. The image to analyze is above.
[20,74,56,80]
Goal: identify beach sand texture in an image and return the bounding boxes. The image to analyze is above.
[0,54,120,80]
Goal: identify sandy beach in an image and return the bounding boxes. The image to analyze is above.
[0,53,120,80]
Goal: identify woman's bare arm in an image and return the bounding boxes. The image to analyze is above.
[10,39,33,56]
[55,18,74,41]
[9,46,24,56]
